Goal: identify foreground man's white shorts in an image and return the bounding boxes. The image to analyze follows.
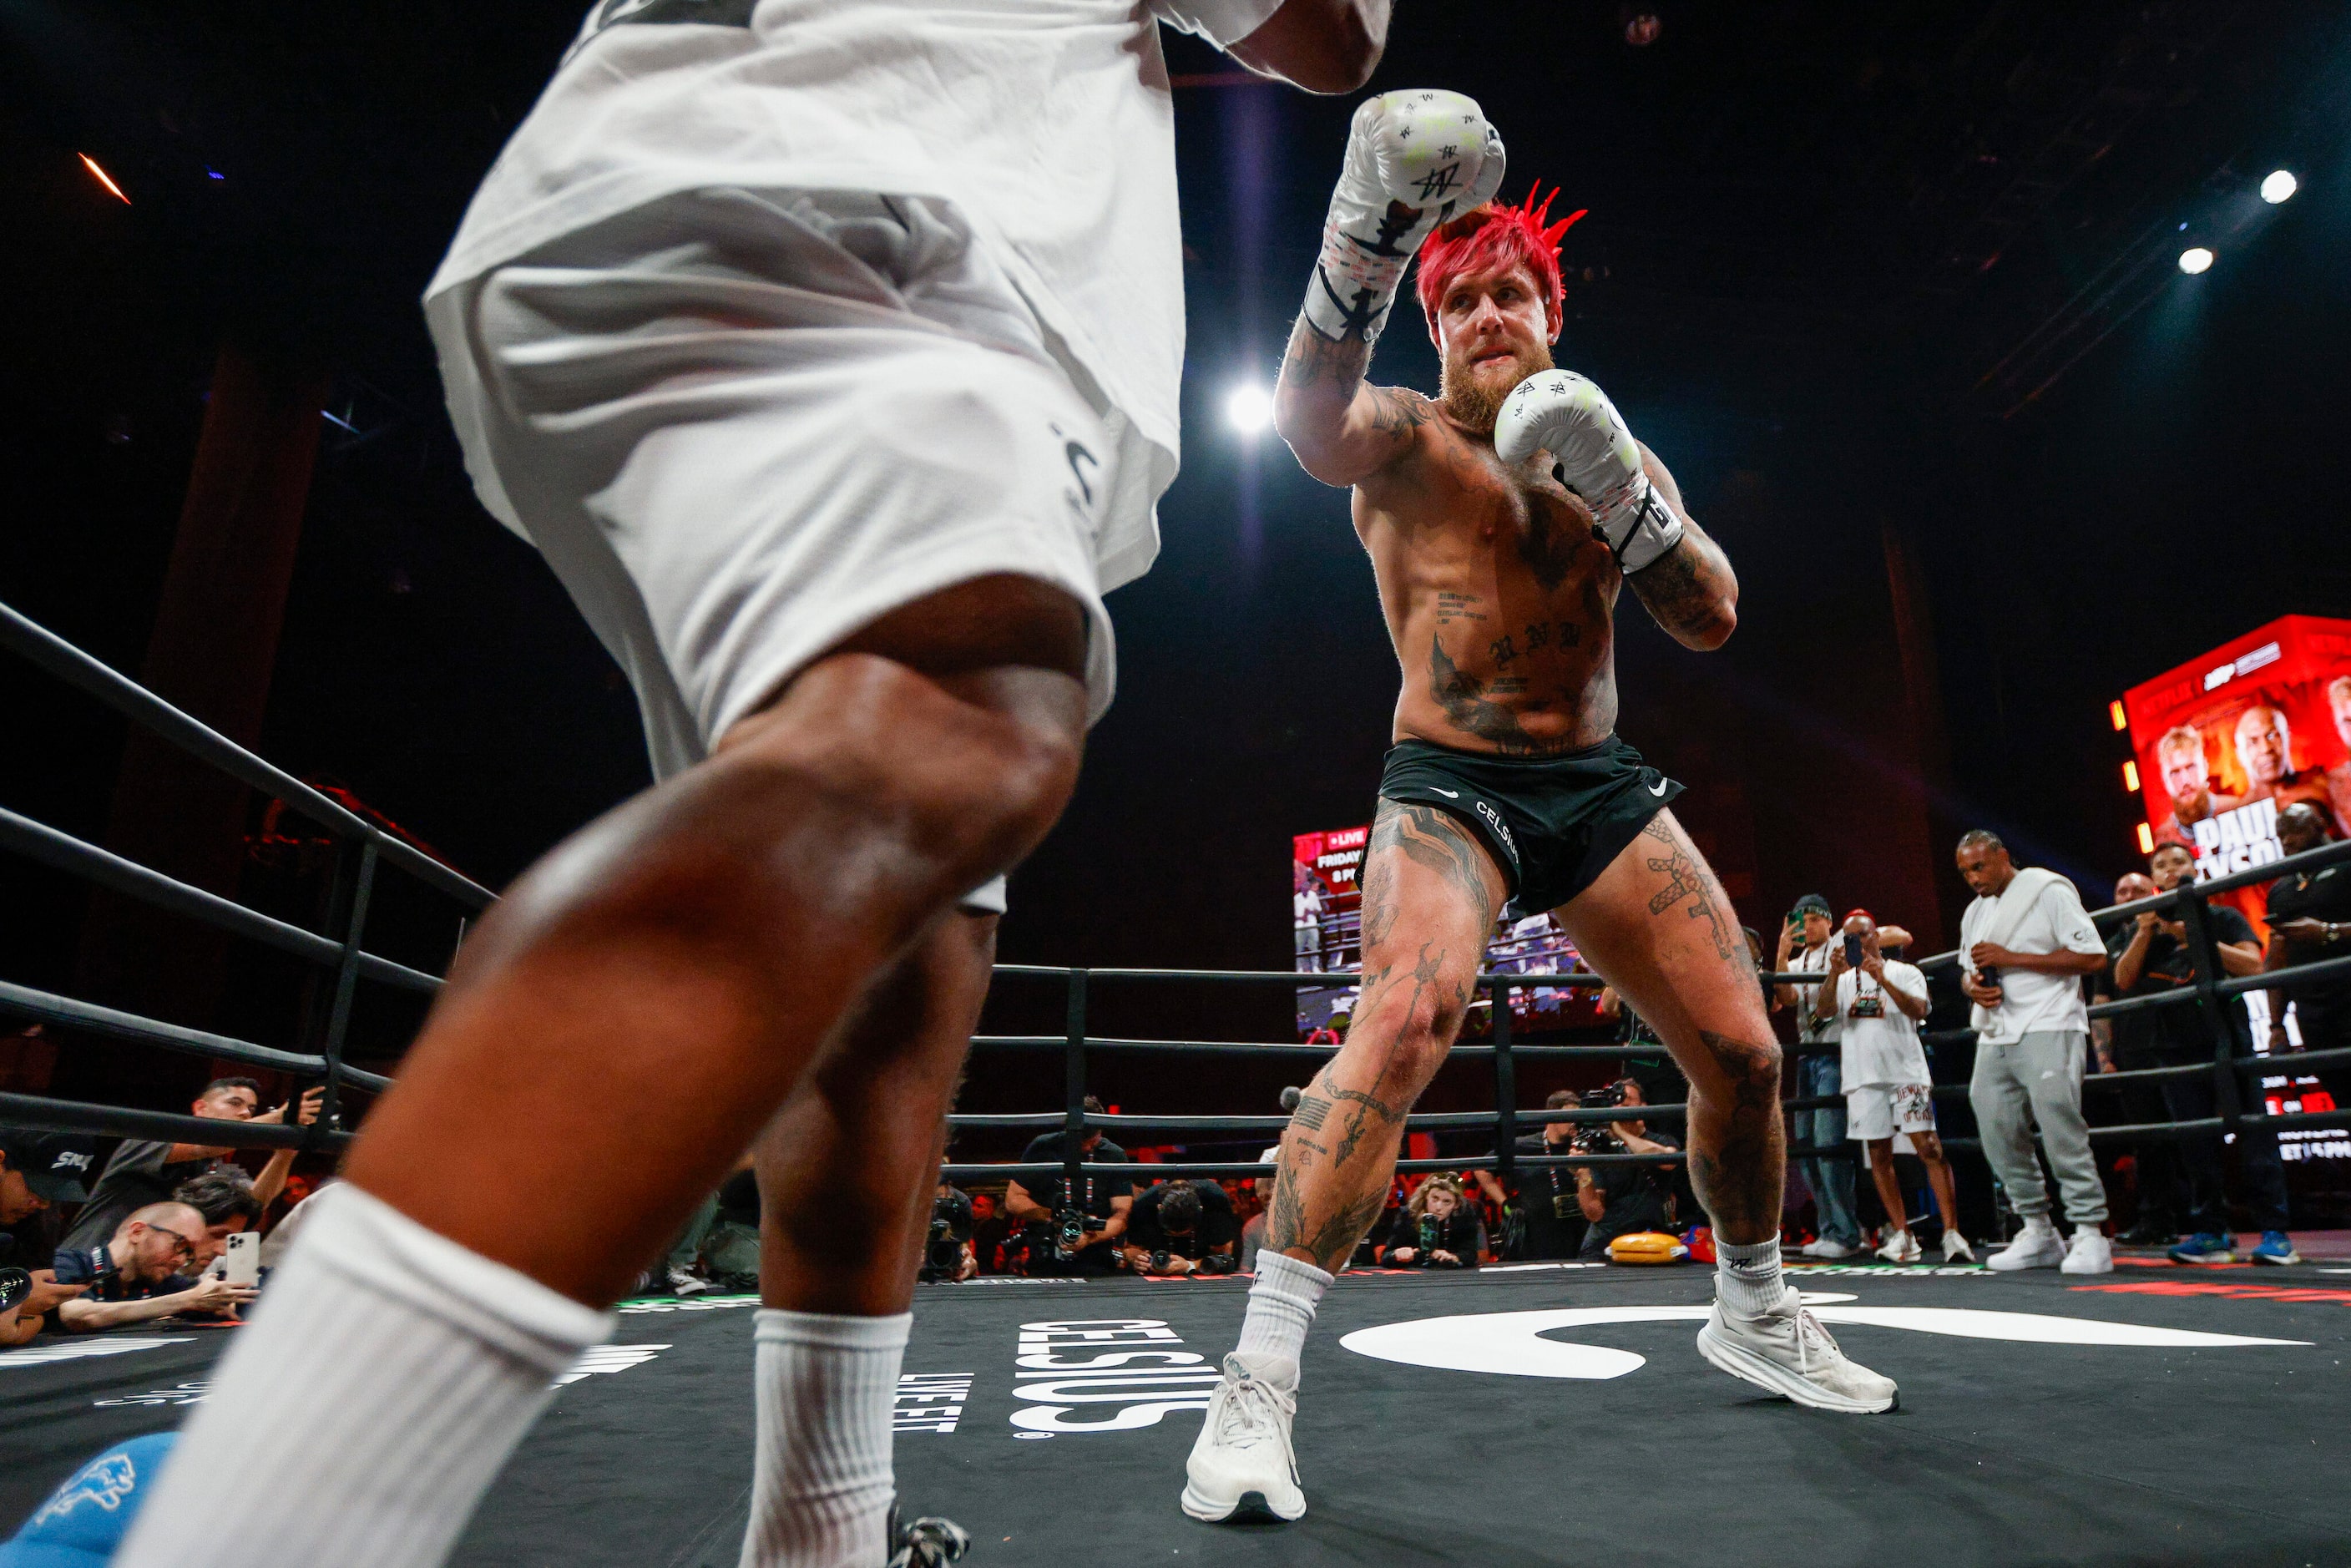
[437,189,1118,916]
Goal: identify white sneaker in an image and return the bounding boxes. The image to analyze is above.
[1696,1287,1898,1414]
[1942,1232,1976,1265]
[2061,1227,2114,1275]
[1801,1237,1855,1259]
[1181,1353,1306,1522]
[1874,1229,1923,1265]
[1986,1222,2065,1272]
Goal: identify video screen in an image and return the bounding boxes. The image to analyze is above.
[1292,824,1600,1042]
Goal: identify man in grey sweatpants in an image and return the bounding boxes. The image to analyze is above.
[1954,830,2115,1275]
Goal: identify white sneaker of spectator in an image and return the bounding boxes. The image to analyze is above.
[1696,1287,1898,1414]
[1942,1232,1976,1264]
[1800,1237,1854,1260]
[1181,1353,1305,1522]
[1874,1229,1923,1265]
[1985,1218,2065,1271]
[2060,1227,2113,1275]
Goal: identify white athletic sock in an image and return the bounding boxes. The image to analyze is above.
[739,1308,910,1568]
[1234,1252,1332,1380]
[2020,1215,2059,1237]
[1714,1235,1786,1318]
[115,1183,612,1568]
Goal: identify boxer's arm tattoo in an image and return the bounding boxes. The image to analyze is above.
[1293,1093,1334,1132]
[1278,313,1373,390]
[1628,540,1732,640]
[1641,816,1738,963]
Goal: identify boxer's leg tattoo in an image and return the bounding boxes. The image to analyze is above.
[1687,1030,1783,1241]
[1642,816,1737,962]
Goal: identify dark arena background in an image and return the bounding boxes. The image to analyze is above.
[4,3,2351,1565]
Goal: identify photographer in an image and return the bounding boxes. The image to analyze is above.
[1511,1090,1589,1260]
[53,1202,255,1332]
[1816,913,1971,1263]
[918,1183,978,1282]
[2095,873,2189,1246]
[1567,1080,1682,1261]
[0,1126,98,1344]
[1004,1098,1132,1273]
[60,1079,322,1253]
[1379,1175,1479,1267]
[1775,893,1863,1260]
[1121,1179,1237,1275]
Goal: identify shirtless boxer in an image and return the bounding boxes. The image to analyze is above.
[106,6,1387,1568]
[1181,95,1893,1525]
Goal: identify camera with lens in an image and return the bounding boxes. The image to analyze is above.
[1148,1247,1170,1273]
[1572,1080,1629,1155]
[0,1267,28,1316]
[918,1188,974,1282]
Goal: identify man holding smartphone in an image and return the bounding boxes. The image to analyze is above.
[1814,913,1970,1264]
[1775,895,1862,1259]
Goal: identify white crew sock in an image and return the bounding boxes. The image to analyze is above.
[2020,1215,2058,1238]
[1714,1235,1786,1318]
[115,1183,612,1568]
[739,1308,910,1568]
[1234,1252,1332,1379]
[2074,1222,2104,1240]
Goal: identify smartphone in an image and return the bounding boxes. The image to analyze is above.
[213,1232,260,1288]
[1843,933,1863,967]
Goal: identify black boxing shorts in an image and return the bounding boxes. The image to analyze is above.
[1377,734,1683,918]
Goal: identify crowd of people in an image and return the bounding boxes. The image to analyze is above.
[4,827,2343,1333]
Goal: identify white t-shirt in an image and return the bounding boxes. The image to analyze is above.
[422,0,1282,594]
[1959,873,2105,1045]
[1786,940,1839,1044]
[1833,963,1930,1090]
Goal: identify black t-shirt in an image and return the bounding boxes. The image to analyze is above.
[1579,1133,1681,1254]
[59,1141,221,1254]
[1125,1180,1236,1257]
[2102,903,2258,1062]
[1512,1134,1587,1260]
[1382,1200,1479,1262]
[1016,1132,1133,1222]
[48,1245,190,1305]
[2266,863,2351,1031]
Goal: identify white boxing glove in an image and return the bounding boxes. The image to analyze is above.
[1494,370,1686,574]
[1303,89,1506,345]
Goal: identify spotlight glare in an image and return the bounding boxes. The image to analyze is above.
[1226,383,1273,435]
[2260,169,2298,205]
[2177,246,2214,276]
[77,153,129,205]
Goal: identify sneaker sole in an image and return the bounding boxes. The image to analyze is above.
[1181,1482,1306,1524]
[1695,1324,1898,1415]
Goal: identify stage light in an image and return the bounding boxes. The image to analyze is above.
[1226,383,1273,434]
[2109,699,2127,731]
[77,153,129,205]
[2261,169,2297,205]
[2123,760,2140,792]
[2177,246,2214,275]
[2136,823,2155,855]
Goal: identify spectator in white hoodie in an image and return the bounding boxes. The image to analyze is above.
[1954,830,2112,1275]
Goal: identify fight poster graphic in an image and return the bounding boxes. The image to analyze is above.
[2121,615,2349,1162]
[2124,615,2351,931]
[1292,824,1595,1040]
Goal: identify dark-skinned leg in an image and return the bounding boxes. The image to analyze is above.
[1915,1131,1964,1238]
[347,575,1084,1304]
[1864,1138,1908,1240]
[740,909,995,1568]
[1554,812,1782,1247]
[120,576,1086,1568]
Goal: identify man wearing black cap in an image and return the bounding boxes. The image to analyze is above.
[1772,896,1861,1257]
[0,1125,100,1343]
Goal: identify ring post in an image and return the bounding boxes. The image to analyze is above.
[2173,886,2247,1136]
[315,839,379,1146]
[1493,979,1516,1184]
[1063,968,1089,1211]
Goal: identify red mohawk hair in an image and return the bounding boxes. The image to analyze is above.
[1413,185,1586,343]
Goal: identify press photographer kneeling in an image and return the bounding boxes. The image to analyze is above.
[1120,1179,1238,1275]
[1568,1079,1682,1262]
[919,1184,978,1282]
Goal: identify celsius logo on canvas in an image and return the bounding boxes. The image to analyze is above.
[1008,1318,1220,1434]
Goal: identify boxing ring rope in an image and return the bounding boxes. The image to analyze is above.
[0,600,488,1153]
[0,597,2344,1241]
